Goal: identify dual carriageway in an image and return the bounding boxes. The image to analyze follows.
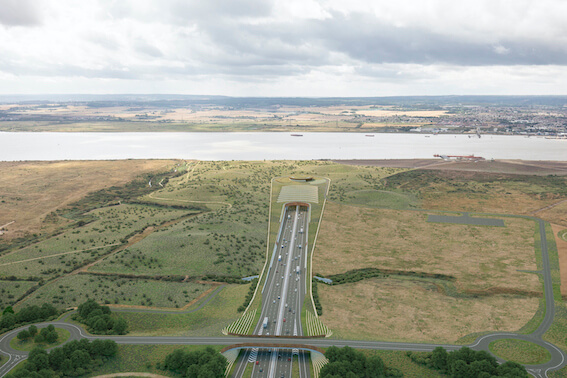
[232,204,312,378]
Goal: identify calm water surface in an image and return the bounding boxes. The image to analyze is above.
[0,132,565,161]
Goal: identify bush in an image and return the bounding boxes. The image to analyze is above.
[162,347,226,378]
[321,346,385,378]
[237,278,258,312]
[417,346,529,377]
[17,330,30,340]
[6,339,118,378]
[75,299,128,335]
[0,304,59,333]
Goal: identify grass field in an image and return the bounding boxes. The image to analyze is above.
[319,277,539,343]
[0,160,178,241]
[314,203,540,293]
[0,204,190,281]
[9,328,70,351]
[16,273,212,310]
[0,280,38,308]
[367,350,444,377]
[489,339,551,365]
[118,284,248,336]
[89,211,266,278]
[381,169,567,222]
[86,344,225,377]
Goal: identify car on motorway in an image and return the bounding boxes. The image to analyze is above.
[273,300,276,304]
[283,318,286,322]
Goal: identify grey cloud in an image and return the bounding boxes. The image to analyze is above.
[134,40,164,58]
[85,33,121,51]
[168,0,273,23]
[310,12,567,66]
[190,11,567,68]
[0,0,41,26]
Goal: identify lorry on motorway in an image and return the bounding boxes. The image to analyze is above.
[296,266,300,274]
[278,255,282,262]
[263,317,269,329]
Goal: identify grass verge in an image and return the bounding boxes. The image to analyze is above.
[87,344,224,377]
[117,284,247,336]
[489,339,551,365]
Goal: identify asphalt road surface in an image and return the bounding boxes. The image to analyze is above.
[232,204,310,378]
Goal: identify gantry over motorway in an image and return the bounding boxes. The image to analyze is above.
[232,203,313,377]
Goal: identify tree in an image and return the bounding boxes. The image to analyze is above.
[45,329,58,344]
[0,312,16,329]
[77,299,101,319]
[113,317,128,335]
[28,325,38,337]
[450,359,473,378]
[430,346,448,371]
[3,306,14,315]
[496,361,529,377]
[365,355,385,378]
[48,348,66,370]
[17,330,30,340]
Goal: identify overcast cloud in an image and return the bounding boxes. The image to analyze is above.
[0,0,566,95]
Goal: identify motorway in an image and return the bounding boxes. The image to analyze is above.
[232,204,310,378]
[2,211,567,377]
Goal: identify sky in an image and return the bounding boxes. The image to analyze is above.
[1,0,567,96]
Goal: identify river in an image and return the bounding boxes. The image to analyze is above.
[0,132,565,161]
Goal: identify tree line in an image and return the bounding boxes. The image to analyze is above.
[0,304,59,333]
[6,339,118,377]
[408,346,528,377]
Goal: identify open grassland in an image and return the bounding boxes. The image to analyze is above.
[88,344,224,377]
[89,211,266,278]
[314,202,539,293]
[319,277,539,343]
[16,273,212,310]
[0,160,177,240]
[0,280,37,309]
[119,284,248,336]
[537,201,567,228]
[489,339,551,365]
[381,169,567,223]
[0,204,191,281]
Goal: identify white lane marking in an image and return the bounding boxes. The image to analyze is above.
[276,206,299,336]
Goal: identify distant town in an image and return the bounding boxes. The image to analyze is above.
[0,95,566,136]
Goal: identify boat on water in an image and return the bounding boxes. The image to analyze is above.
[290,134,303,137]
